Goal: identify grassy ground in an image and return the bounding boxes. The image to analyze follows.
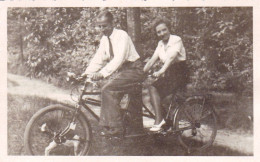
[210,93,253,134]
[7,95,60,155]
[8,94,253,156]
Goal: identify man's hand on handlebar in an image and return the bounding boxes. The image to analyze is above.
[90,73,104,81]
[80,73,87,78]
[81,72,103,81]
[67,72,85,82]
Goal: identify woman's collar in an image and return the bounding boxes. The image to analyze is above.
[159,35,173,48]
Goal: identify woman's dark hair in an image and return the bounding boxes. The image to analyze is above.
[153,18,172,33]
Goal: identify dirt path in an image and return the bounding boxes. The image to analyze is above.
[7,73,253,155]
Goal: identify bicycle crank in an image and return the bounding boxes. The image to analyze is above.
[192,129,197,136]
[45,135,82,156]
[195,122,201,128]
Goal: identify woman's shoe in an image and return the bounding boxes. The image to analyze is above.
[150,119,166,132]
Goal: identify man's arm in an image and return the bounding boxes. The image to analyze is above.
[99,33,129,78]
[82,37,106,76]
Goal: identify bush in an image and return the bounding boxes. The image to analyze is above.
[7,7,253,96]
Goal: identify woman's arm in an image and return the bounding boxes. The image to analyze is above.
[153,41,181,77]
[143,49,159,73]
[154,51,177,76]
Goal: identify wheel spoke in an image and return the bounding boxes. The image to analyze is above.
[183,109,194,123]
[199,110,213,120]
[25,105,91,156]
[176,101,217,152]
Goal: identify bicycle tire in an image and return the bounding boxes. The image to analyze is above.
[24,104,92,156]
[175,99,217,152]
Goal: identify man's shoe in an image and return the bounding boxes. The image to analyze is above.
[150,119,166,132]
[100,127,110,136]
[100,127,124,137]
[108,127,124,136]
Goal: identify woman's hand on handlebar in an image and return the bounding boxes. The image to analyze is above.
[143,71,157,87]
[146,70,164,79]
[145,70,157,80]
[153,71,165,78]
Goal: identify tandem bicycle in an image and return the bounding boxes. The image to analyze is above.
[24,73,217,155]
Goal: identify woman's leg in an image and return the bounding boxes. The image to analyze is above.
[148,85,164,125]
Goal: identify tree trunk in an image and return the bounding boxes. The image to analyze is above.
[125,8,144,136]
[18,15,24,63]
[127,8,142,58]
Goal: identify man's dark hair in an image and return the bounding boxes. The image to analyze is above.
[97,10,114,23]
[153,18,172,33]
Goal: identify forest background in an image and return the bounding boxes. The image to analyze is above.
[7,7,253,96]
[6,7,254,155]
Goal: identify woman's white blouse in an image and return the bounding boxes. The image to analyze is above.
[154,35,186,63]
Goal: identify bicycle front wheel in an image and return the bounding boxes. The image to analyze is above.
[24,104,92,156]
[175,100,217,152]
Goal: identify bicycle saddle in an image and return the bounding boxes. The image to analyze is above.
[125,82,143,94]
[175,93,213,103]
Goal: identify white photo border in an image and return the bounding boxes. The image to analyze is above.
[0,0,259,162]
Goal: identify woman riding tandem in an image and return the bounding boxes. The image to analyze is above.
[144,18,189,132]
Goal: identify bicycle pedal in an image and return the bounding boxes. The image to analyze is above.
[147,129,163,135]
[124,133,147,138]
[109,137,123,142]
[160,131,167,136]
[105,135,123,140]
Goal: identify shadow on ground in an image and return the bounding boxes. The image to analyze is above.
[7,94,252,156]
[89,122,252,156]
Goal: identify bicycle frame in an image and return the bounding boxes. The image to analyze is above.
[70,80,156,124]
[67,79,211,135]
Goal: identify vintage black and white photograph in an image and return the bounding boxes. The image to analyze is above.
[6,6,253,157]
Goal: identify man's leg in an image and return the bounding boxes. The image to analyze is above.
[99,67,144,129]
[126,85,144,135]
[99,82,123,128]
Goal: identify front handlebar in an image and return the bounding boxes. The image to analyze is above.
[67,72,99,88]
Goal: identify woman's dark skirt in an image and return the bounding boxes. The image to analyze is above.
[152,61,189,99]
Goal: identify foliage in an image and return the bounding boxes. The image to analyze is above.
[7,7,253,96]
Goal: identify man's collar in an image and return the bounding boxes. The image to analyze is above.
[108,28,116,39]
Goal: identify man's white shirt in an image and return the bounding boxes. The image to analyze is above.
[84,28,140,78]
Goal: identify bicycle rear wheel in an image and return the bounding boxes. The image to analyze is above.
[175,99,217,152]
[24,104,92,155]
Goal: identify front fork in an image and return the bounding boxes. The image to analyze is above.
[41,104,82,155]
[50,103,81,139]
[172,103,202,135]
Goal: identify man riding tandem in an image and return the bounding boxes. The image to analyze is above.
[82,11,188,136]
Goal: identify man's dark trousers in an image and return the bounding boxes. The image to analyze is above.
[99,60,144,130]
